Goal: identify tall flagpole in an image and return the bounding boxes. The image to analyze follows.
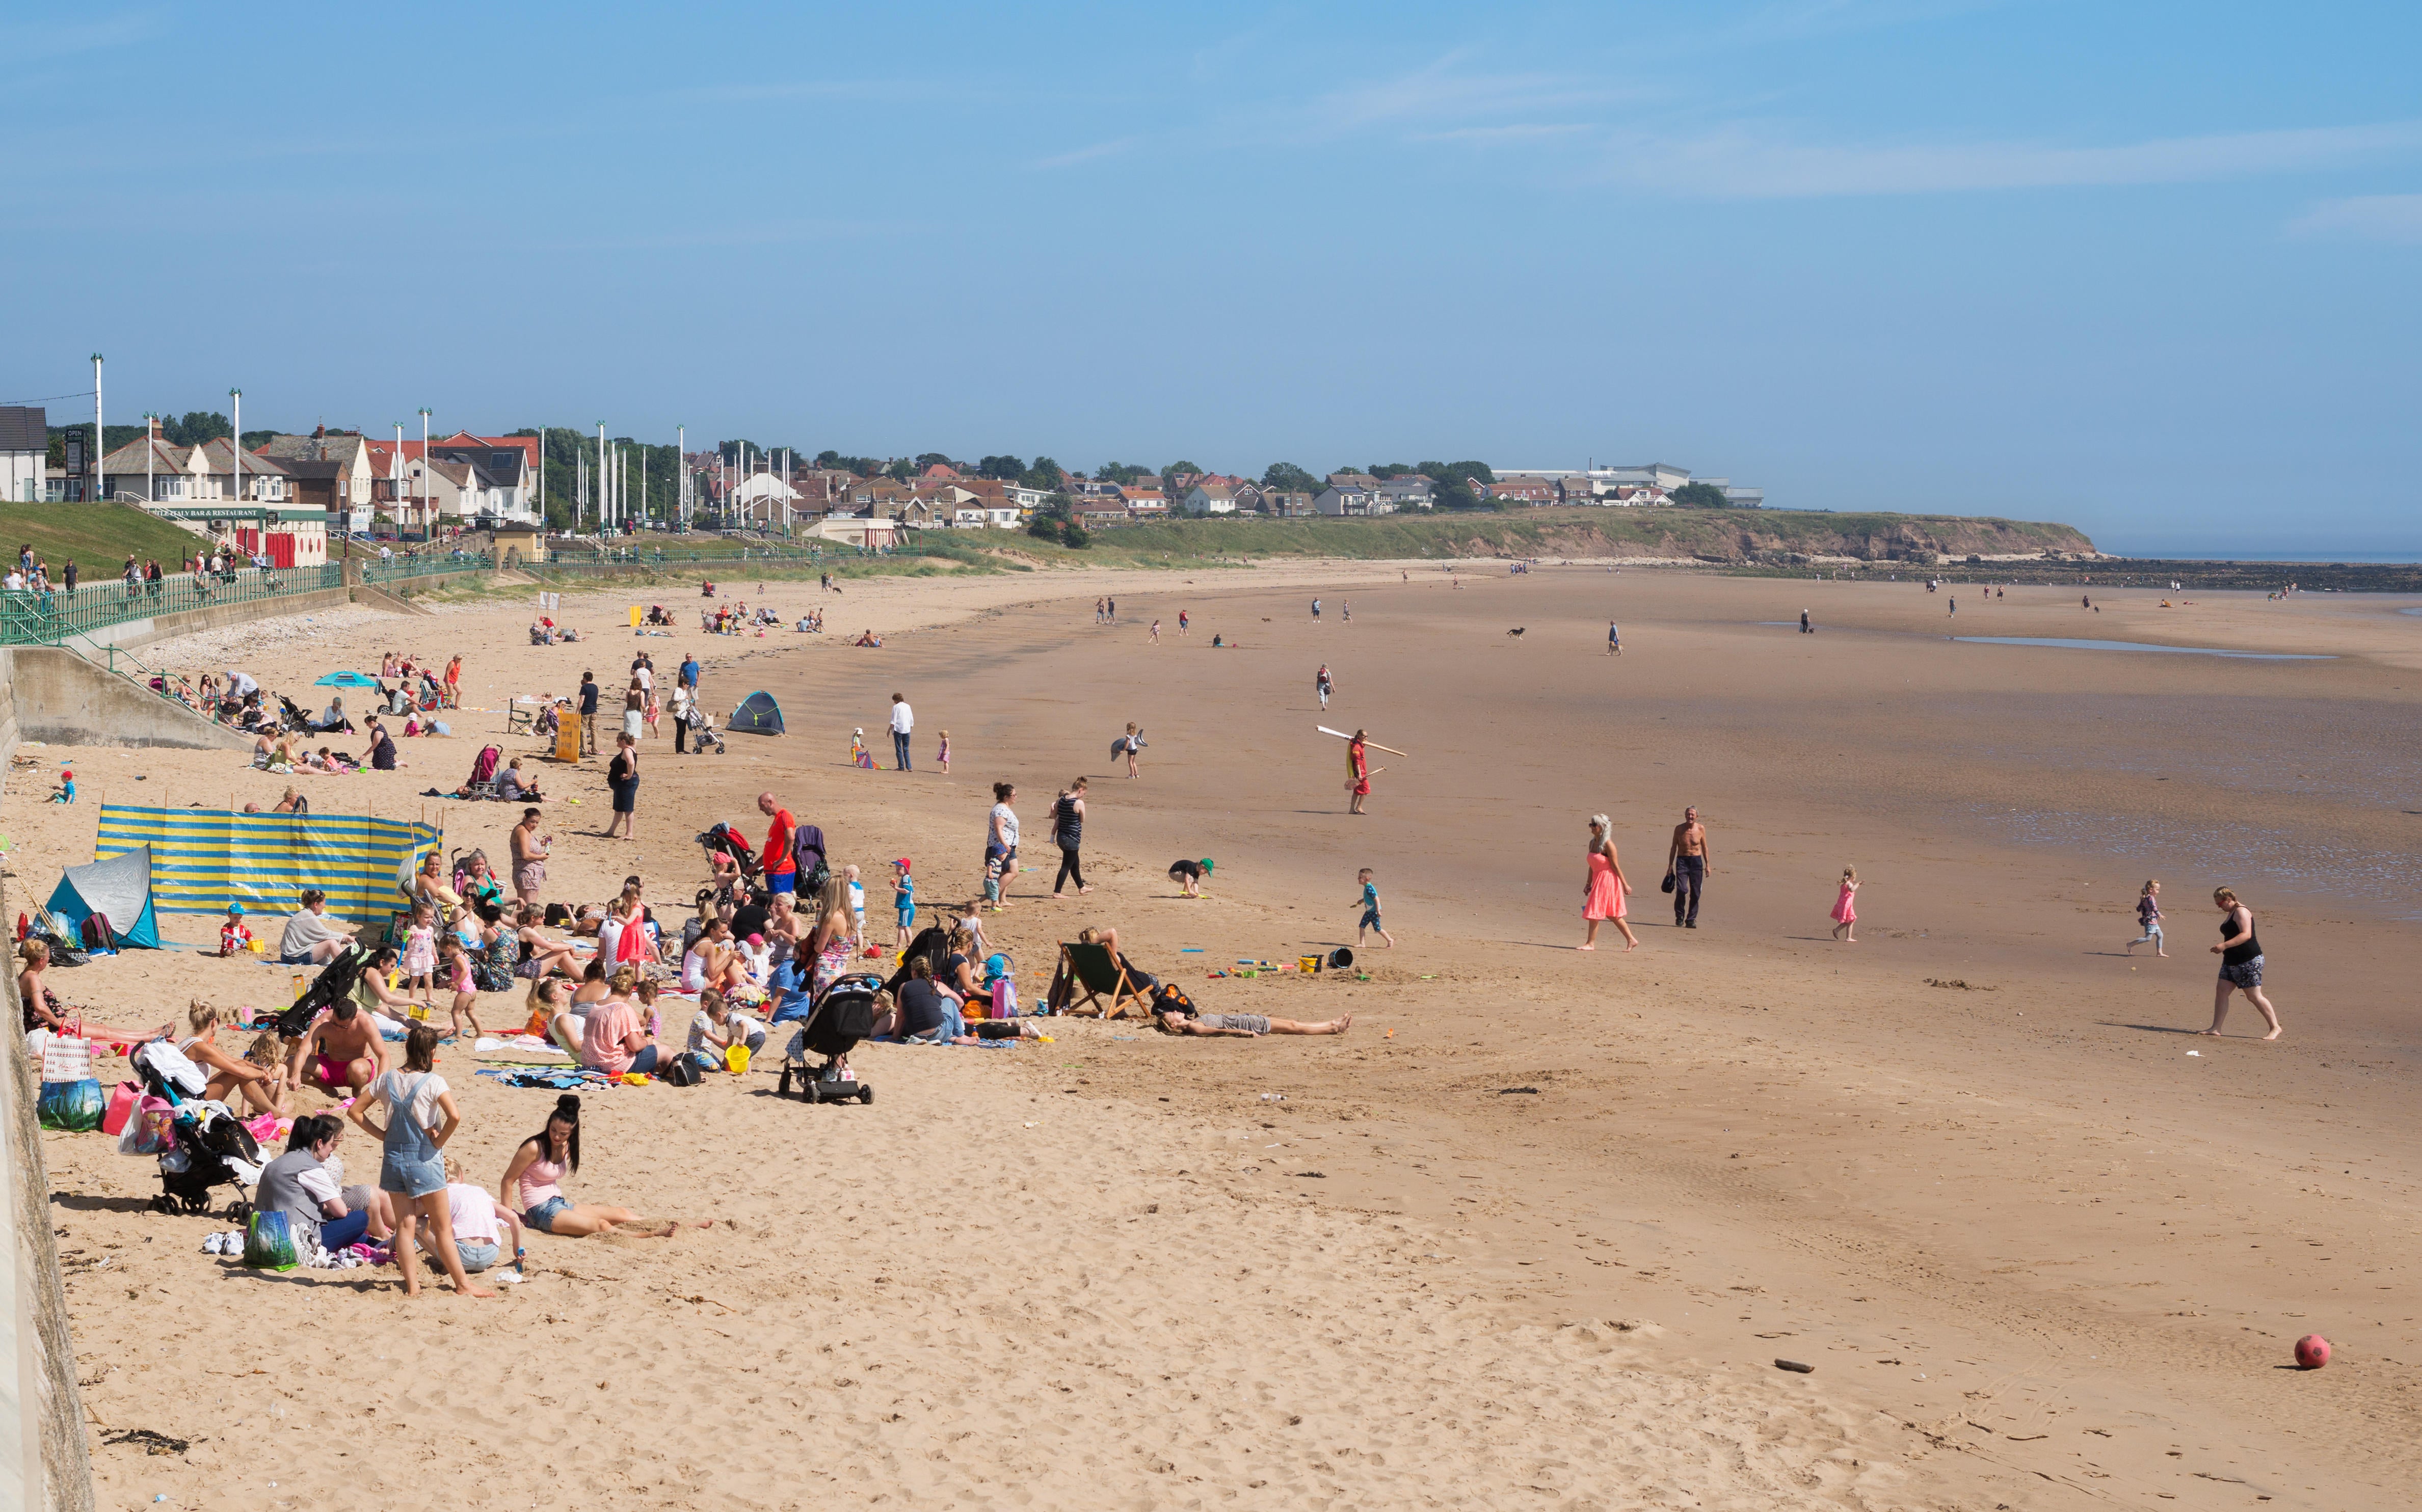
[91,354,102,502]
[595,423,606,537]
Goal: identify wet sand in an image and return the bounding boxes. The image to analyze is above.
[27,563,2422,1509]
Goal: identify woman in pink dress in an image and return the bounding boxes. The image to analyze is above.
[1580,815,1638,952]
[1830,866,1860,943]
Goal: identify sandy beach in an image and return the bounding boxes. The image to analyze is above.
[21,560,2422,1510]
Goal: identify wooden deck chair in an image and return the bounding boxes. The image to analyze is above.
[1055,940,1149,1018]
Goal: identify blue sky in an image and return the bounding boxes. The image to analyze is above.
[6,2,2418,553]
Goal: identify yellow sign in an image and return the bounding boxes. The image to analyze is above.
[555,718,581,764]
[628,605,642,627]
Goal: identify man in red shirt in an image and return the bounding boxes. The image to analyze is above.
[759,791,799,896]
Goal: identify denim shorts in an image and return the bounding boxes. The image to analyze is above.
[2220,956,2265,989]
[455,1239,500,1273]
[380,1151,445,1199]
[523,1196,572,1234]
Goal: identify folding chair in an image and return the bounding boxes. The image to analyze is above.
[1054,940,1149,1019]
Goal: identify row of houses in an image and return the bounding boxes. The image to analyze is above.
[1485,464,1765,509]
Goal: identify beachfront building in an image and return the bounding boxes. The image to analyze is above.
[1119,484,1169,517]
[1182,482,1238,515]
[1262,490,1316,517]
[1,407,47,501]
[1315,483,1389,517]
[1378,474,1435,510]
[1486,476,1558,504]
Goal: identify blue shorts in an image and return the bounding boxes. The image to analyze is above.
[1360,909,1382,930]
[897,909,916,931]
[523,1196,572,1234]
[380,1151,445,1199]
[455,1239,500,1273]
[767,870,797,896]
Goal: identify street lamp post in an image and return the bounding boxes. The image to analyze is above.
[417,408,432,539]
[229,389,242,514]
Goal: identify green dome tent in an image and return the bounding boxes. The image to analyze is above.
[731,690,785,736]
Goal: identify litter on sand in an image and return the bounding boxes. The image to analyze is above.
[2187,1050,2202,1057]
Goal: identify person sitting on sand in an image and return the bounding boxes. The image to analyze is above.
[1154,1004,1353,1037]
[256,1114,380,1256]
[179,1001,287,1115]
[580,970,662,1077]
[347,944,416,1035]
[496,757,542,803]
[16,940,172,1046]
[884,957,981,1045]
[681,917,748,996]
[424,1157,522,1276]
[513,904,579,980]
[286,996,388,1097]
[279,889,351,965]
[500,1094,700,1239]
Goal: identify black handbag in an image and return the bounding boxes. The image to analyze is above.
[1659,871,1676,895]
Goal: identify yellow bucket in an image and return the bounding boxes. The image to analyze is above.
[1298,954,1321,974]
[726,1043,751,1075]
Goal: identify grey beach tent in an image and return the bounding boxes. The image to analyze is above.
[730,690,785,736]
[46,846,163,948]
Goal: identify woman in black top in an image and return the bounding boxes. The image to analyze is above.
[604,733,638,840]
[2203,886,2281,1039]
[1051,777,1090,898]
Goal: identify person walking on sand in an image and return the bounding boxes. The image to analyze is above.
[1800,608,1811,634]
[1316,663,1333,709]
[888,691,914,772]
[1113,722,1146,778]
[349,1025,492,1299]
[2204,886,2282,1039]
[1150,619,1160,644]
[1665,805,1711,929]
[2127,879,2167,957]
[1353,868,1395,948]
[1312,598,1322,620]
[1580,816,1637,952]
[1829,867,1860,943]
[1178,609,1189,636]
[1051,778,1092,898]
[1607,621,1621,656]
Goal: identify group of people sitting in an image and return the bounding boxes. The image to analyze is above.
[253,713,403,772]
[527,617,582,645]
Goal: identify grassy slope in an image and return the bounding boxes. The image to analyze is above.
[996,507,2095,567]
[0,503,211,571]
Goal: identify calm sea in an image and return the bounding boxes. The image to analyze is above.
[2100,548,2422,563]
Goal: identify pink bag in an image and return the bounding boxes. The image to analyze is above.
[126,1101,176,1156]
[100,1081,145,1138]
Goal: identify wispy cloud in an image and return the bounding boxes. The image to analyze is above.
[1027,137,1138,172]
[2287,193,2422,244]
[1415,123,1594,146]
[1591,120,2422,197]
[1311,53,1627,131]
[0,9,167,66]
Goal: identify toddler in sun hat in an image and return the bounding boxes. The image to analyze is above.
[219,902,254,958]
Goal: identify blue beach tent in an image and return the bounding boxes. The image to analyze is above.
[46,846,163,949]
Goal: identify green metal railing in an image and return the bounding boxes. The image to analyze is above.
[0,563,347,645]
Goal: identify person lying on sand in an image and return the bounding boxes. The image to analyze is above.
[1155,1007,1353,1037]
[17,939,173,1047]
[500,1095,707,1239]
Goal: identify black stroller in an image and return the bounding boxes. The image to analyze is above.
[277,944,373,1038]
[127,1042,262,1219]
[776,971,880,1104]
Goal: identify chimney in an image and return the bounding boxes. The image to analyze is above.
[148,416,162,441]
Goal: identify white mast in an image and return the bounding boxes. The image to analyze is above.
[90,354,102,502]
[418,408,432,536]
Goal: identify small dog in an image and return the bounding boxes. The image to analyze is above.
[1506,627,1526,639]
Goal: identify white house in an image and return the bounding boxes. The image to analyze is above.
[1,408,47,502]
[1314,485,1389,517]
[1182,482,1238,515]
[1378,475,1435,509]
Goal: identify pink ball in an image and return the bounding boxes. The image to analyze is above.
[2295,1334,2331,1370]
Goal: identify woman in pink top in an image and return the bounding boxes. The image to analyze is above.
[497,1095,692,1238]
[579,984,662,1077]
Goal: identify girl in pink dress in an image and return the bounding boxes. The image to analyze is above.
[1581,815,1638,952]
[1830,867,1860,943]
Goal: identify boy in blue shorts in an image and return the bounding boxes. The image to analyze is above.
[1353,867,1395,948]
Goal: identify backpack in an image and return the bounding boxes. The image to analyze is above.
[1150,982,1195,1018]
[81,913,119,952]
[662,1054,703,1087]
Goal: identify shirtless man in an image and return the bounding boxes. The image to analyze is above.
[286,998,387,1098]
[1665,805,1713,930]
